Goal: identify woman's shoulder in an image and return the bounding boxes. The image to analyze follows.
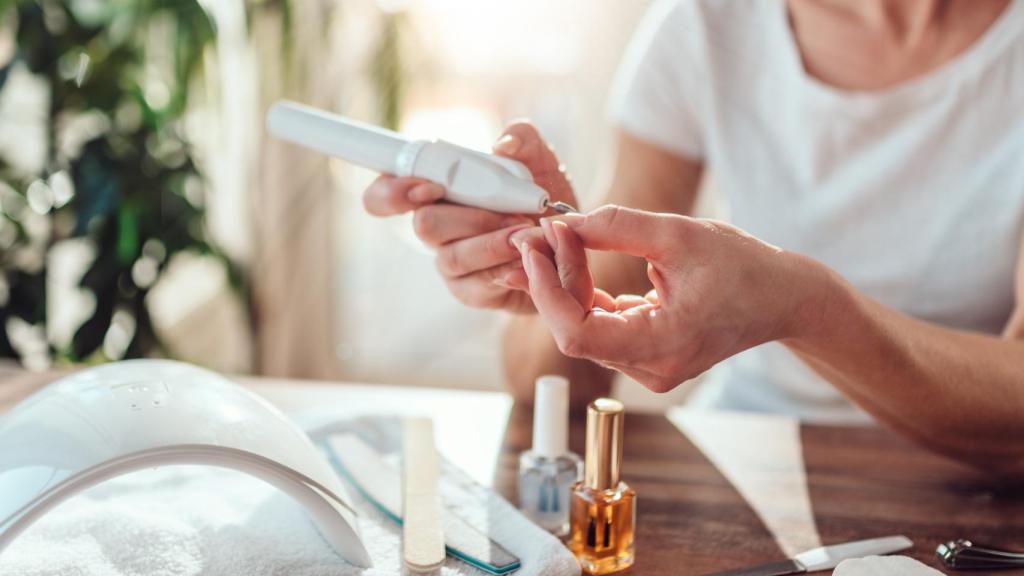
[637,0,785,93]
[645,0,783,62]
[653,0,780,32]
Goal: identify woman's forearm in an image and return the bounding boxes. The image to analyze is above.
[786,259,1024,474]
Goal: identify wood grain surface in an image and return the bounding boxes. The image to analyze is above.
[494,403,1024,575]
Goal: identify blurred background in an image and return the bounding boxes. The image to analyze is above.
[0,0,697,408]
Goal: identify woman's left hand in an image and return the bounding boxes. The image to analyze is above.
[510,205,836,392]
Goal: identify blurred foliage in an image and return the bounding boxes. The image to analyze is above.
[0,0,244,365]
[0,0,405,368]
[372,11,406,131]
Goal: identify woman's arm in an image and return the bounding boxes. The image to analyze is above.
[514,206,1024,474]
[502,131,703,406]
[786,240,1024,475]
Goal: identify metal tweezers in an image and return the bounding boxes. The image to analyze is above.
[937,539,1024,570]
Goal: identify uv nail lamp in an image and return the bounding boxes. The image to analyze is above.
[0,360,371,567]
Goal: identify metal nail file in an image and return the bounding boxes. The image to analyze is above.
[705,535,913,576]
[326,433,522,575]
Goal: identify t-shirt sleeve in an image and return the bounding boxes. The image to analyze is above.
[609,0,707,160]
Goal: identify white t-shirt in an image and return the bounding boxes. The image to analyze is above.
[610,0,1024,423]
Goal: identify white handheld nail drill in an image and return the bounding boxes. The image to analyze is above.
[266,100,576,215]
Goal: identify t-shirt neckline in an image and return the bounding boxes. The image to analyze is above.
[774,0,1024,105]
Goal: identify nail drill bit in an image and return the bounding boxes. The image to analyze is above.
[545,200,578,214]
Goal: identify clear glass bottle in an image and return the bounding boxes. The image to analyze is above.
[569,398,636,574]
[518,376,582,536]
[518,451,581,535]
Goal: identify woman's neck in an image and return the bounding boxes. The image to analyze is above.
[834,0,945,44]
[787,0,1011,91]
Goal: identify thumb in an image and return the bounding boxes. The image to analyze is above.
[493,121,575,205]
[554,205,688,261]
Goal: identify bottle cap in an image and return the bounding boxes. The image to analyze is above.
[532,375,569,458]
[584,398,624,490]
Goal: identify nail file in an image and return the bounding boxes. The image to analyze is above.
[325,433,522,575]
[402,418,446,573]
[706,535,914,575]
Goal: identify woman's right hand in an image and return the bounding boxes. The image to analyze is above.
[362,121,579,313]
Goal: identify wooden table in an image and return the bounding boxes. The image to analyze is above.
[2,366,1023,575]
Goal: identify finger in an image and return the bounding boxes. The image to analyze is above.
[512,226,610,307]
[506,229,554,287]
[448,260,525,304]
[522,246,641,361]
[508,227,553,258]
[614,294,650,311]
[550,205,690,261]
[436,224,532,279]
[543,219,594,309]
[495,267,529,291]
[493,122,561,176]
[644,289,660,306]
[448,278,520,310]
[593,288,616,311]
[493,122,574,204]
[363,176,444,216]
[645,262,672,304]
[413,204,533,247]
[521,245,586,328]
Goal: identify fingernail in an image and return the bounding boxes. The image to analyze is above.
[539,218,558,250]
[520,246,534,273]
[493,134,522,155]
[408,184,444,203]
[560,213,585,228]
[508,228,530,249]
[552,220,575,247]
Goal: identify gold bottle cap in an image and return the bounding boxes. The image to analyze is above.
[584,398,624,491]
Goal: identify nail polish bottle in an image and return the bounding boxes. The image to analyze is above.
[570,398,636,574]
[518,375,582,536]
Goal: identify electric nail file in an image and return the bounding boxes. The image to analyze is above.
[266,100,576,215]
[326,433,521,575]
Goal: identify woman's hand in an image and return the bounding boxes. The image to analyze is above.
[362,121,577,313]
[515,205,835,392]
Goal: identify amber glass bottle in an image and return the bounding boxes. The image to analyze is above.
[569,398,636,574]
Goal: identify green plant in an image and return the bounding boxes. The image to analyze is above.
[0,0,236,365]
[371,11,406,131]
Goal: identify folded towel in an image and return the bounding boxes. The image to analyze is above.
[833,555,944,575]
[0,416,579,576]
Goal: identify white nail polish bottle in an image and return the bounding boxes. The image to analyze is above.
[518,375,582,536]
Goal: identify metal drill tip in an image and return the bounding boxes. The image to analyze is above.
[545,200,578,214]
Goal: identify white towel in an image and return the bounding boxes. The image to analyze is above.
[0,417,579,576]
[833,555,944,575]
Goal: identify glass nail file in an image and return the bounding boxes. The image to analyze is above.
[267,100,577,215]
[326,433,521,575]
